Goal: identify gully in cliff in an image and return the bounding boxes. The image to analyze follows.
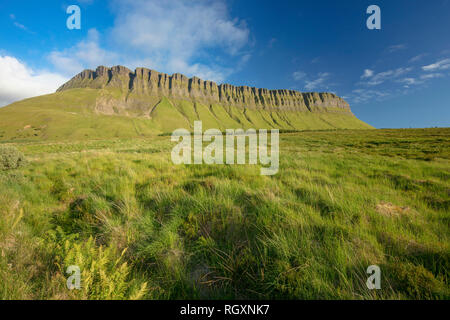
[171,121,279,176]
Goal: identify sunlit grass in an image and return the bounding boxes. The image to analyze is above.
[0,128,449,299]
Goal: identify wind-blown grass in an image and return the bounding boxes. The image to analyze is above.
[0,128,448,299]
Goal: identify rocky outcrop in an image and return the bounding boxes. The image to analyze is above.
[57,66,352,113]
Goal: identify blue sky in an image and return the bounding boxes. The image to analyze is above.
[0,0,449,128]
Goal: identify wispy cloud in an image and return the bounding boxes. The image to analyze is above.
[387,44,407,53]
[9,13,34,34]
[292,71,306,81]
[422,58,450,71]
[362,67,413,86]
[396,72,445,88]
[397,77,422,86]
[361,69,374,79]
[109,0,250,82]
[304,72,330,91]
[292,70,333,92]
[350,59,449,103]
[48,0,251,83]
[344,88,392,104]
[420,73,444,80]
[409,53,427,63]
[48,29,119,76]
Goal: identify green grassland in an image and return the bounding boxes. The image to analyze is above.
[0,88,372,142]
[0,128,449,299]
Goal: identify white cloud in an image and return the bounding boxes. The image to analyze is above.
[349,64,448,103]
[420,73,444,80]
[110,0,249,82]
[292,71,306,81]
[347,56,450,104]
[48,29,119,76]
[396,73,445,88]
[387,44,407,53]
[345,88,391,104]
[363,67,413,86]
[166,58,234,83]
[292,70,331,91]
[0,56,68,107]
[304,72,330,91]
[361,69,374,79]
[9,13,33,33]
[13,22,27,30]
[111,0,248,57]
[422,58,450,71]
[397,77,421,86]
[47,0,250,83]
[409,53,427,63]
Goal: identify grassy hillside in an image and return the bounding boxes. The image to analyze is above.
[0,89,159,141]
[0,128,448,299]
[0,88,372,142]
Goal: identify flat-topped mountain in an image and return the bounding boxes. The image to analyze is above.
[58,65,351,113]
[0,65,372,141]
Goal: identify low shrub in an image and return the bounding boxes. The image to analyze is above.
[0,145,26,170]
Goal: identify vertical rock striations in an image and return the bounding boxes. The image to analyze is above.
[57,66,352,114]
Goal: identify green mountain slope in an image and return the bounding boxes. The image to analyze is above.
[0,89,159,141]
[0,66,373,141]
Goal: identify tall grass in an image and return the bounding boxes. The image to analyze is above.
[0,128,448,299]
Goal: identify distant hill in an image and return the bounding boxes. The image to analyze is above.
[0,65,372,141]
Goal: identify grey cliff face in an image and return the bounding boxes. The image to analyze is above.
[57,66,352,113]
